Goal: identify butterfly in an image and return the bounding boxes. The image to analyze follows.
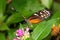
[23,9,51,24]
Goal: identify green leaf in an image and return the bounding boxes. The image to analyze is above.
[0,0,6,23]
[19,23,24,28]
[53,2,60,12]
[0,16,6,24]
[6,13,23,24]
[51,11,60,19]
[8,29,16,40]
[32,18,58,40]
[41,0,53,9]
[51,2,60,22]
[0,23,9,31]
[6,0,45,24]
[0,33,5,40]
[42,34,51,40]
[10,0,45,12]
[0,0,6,15]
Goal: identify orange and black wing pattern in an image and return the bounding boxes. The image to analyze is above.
[28,9,51,24]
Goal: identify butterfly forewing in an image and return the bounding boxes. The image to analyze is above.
[28,9,51,23]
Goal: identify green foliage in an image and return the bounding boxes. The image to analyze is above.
[0,23,9,31]
[6,0,45,24]
[19,23,24,28]
[8,29,16,40]
[0,0,6,24]
[0,0,6,14]
[41,0,53,9]
[53,2,60,11]
[0,33,6,40]
[0,0,60,40]
[32,18,59,40]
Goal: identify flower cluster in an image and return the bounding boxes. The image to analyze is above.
[13,27,30,40]
[51,24,60,36]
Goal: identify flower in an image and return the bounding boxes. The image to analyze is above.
[51,24,60,36]
[26,27,30,32]
[51,24,59,36]
[13,27,30,40]
[16,29,24,37]
[13,38,18,40]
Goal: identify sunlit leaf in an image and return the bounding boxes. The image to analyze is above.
[41,0,53,9]
[32,18,59,40]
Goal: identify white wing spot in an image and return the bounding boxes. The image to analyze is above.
[40,12,42,14]
[34,14,39,16]
[41,15,44,17]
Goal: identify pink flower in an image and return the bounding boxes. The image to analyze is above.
[13,38,18,40]
[26,27,30,31]
[13,28,30,40]
[16,29,24,37]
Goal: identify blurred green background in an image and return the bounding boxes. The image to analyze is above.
[0,0,60,40]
